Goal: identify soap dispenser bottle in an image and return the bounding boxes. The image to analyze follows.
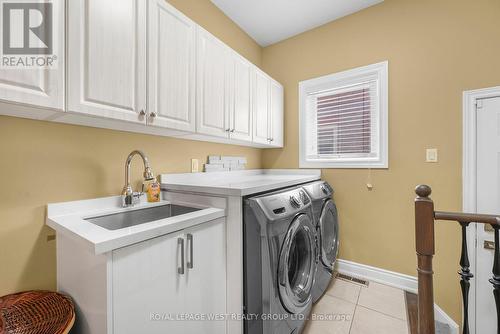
[143,177,161,203]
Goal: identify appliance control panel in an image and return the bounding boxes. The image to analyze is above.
[251,188,312,220]
[302,181,333,200]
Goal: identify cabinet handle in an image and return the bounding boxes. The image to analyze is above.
[225,128,231,132]
[187,234,193,269]
[177,238,185,275]
[270,138,274,142]
[149,112,157,118]
[139,110,146,116]
[230,129,235,133]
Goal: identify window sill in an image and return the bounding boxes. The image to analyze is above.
[299,159,388,169]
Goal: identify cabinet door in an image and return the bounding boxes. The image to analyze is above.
[228,55,252,142]
[252,69,270,145]
[112,232,185,334]
[0,0,64,110]
[196,28,230,138]
[148,0,196,131]
[269,80,284,148]
[67,0,146,123]
[183,218,226,334]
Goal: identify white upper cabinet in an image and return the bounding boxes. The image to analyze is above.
[1,0,283,148]
[269,80,284,147]
[67,0,147,123]
[0,0,64,110]
[252,69,270,145]
[252,69,284,147]
[196,27,230,138]
[148,0,196,131]
[228,55,253,142]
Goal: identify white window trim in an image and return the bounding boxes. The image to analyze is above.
[299,61,389,169]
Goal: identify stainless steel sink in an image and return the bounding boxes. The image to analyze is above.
[85,204,201,230]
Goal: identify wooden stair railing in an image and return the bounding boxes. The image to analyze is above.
[415,185,500,334]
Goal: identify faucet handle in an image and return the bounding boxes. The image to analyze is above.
[131,192,142,205]
[122,191,143,207]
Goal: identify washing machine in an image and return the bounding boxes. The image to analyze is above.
[302,181,339,303]
[244,187,316,334]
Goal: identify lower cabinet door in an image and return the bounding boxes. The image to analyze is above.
[111,218,226,334]
[112,231,185,334]
[183,218,227,334]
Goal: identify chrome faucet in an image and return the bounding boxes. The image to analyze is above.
[121,150,155,207]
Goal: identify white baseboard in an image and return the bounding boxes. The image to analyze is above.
[335,259,459,334]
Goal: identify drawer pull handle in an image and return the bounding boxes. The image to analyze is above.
[187,234,194,269]
[178,238,185,275]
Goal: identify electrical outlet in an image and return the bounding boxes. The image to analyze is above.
[191,159,199,173]
[426,148,438,163]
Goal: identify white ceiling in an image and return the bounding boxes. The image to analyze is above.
[211,0,383,47]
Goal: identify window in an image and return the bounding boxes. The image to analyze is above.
[299,61,388,168]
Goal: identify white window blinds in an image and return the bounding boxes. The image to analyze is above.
[299,61,388,168]
[305,81,379,160]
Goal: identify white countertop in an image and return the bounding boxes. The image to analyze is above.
[46,194,225,254]
[160,169,321,196]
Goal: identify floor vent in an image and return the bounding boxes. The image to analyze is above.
[335,272,369,287]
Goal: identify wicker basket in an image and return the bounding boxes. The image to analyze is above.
[0,290,75,334]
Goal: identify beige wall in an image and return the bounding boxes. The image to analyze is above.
[261,0,500,323]
[2,0,499,325]
[168,0,262,67]
[0,0,262,297]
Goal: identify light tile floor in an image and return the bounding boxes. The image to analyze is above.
[303,276,409,334]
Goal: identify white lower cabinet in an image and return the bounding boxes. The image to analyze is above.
[112,218,226,334]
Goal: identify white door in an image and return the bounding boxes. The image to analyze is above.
[67,0,147,123]
[252,70,270,145]
[0,0,64,110]
[196,28,230,138]
[112,231,186,334]
[269,80,284,148]
[148,0,196,132]
[476,96,500,334]
[228,55,252,142]
[183,218,226,334]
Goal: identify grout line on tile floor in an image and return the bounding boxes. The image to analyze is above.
[324,292,358,306]
[348,304,357,334]
[355,304,408,323]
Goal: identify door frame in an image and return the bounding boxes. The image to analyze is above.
[463,85,500,334]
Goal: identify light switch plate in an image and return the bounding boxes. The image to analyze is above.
[191,159,199,173]
[426,148,438,163]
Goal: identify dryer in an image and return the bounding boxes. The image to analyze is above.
[302,181,339,303]
[244,187,316,334]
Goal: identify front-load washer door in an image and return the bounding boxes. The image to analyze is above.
[278,213,316,314]
[319,200,339,270]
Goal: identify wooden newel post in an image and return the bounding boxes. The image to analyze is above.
[415,185,436,334]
